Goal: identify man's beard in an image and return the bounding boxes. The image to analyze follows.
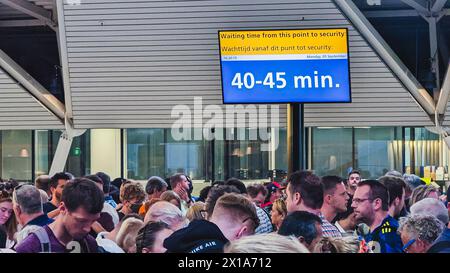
[355,213,373,226]
[55,192,62,203]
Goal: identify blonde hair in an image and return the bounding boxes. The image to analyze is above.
[272,198,287,217]
[186,202,205,222]
[116,217,144,253]
[313,236,360,253]
[144,201,188,230]
[409,185,439,207]
[224,233,309,253]
[160,190,181,210]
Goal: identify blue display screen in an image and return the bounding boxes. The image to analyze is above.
[220,59,351,104]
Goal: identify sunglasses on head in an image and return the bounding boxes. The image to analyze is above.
[0,182,13,191]
[0,189,11,199]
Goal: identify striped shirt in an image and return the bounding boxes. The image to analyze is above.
[319,213,343,238]
[255,205,273,234]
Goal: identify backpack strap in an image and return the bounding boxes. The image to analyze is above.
[428,241,450,253]
[32,227,51,253]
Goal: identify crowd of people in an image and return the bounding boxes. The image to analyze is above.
[0,169,450,253]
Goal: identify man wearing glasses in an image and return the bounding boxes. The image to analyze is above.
[352,180,403,253]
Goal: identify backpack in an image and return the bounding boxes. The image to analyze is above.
[32,227,51,253]
[32,227,92,253]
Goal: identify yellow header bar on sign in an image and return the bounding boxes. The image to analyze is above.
[219,29,348,56]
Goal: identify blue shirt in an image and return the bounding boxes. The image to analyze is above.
[26,214,54,227]
[104,196,117,209]
[364,215,403,253]
[428,228,450,253]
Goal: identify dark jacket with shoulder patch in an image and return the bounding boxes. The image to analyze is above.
[164,220,229,253]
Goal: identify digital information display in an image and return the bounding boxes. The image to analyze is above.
[219,29,351,104]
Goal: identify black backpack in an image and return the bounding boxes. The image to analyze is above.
[0,227,6,248]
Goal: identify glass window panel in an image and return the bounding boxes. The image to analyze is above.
[166,128,206,180]
[404,127,440,176]
[272,128,288,172]
[66,130,91,177]
[126,129,165,180]
[1,130,32,182]
[355,127,402,179]
[225,128,270,180]
[33,130,91,178]
[35,130,50,177]
[311,128,352,178]
[213,128,225,181]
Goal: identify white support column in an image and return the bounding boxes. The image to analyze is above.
[428,16,441,100]
[49,116,86,176]
[436,62,450,115]
[56,0,73,120]
[90,129,122,179]
[48,130,74,176]
[269,128,277,170]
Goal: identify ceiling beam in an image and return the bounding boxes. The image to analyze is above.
[364,9,421,18]
[334,0,436,116]
[431,0,448,13]
[401,0,430,14]
[0,0,56,30]
[0,19,46,27]
[0,49,65,121]
[436,62,450,115]
[364,8,450,18]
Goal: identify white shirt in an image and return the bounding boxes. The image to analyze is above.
[5,238,15,249]
[335,221,346,234]
[102,202,120,227]
[96,232,125,253]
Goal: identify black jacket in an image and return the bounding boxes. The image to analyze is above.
[164,220,229,253]
[0,226,6,248]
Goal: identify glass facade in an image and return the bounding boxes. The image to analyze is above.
[125,128,287,182]
[404,127,442,177]
[0,130,91,182]
[354,127,403,179]
[0,130,32,182]
[2,126,446,183]
[125,129,207,181]
[310,126,448,180]
[311,127,352,178]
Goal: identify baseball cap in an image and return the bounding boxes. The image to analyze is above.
[266,181,285,193]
